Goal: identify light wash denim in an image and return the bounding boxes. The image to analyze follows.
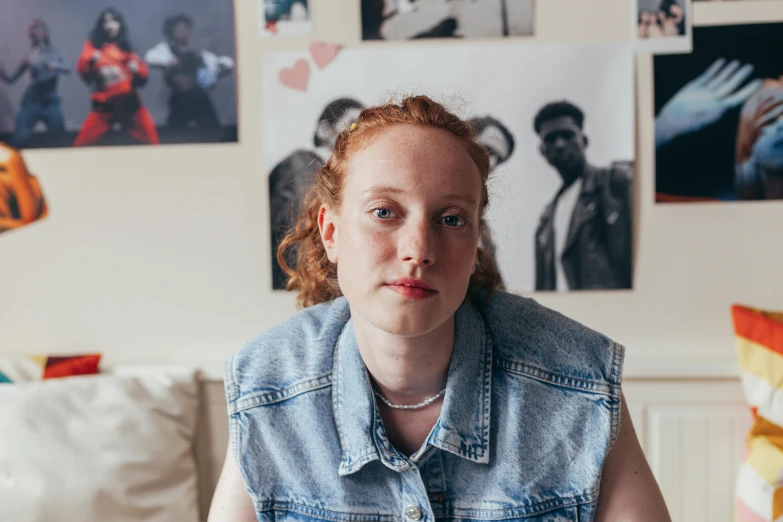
[225,290,625,522]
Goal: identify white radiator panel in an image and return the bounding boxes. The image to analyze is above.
[623,380,753,522]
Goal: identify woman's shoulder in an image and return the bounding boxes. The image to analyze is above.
[478,290,624,387]
[225,297,350,402]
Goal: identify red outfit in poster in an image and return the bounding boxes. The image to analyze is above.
[74,41,159,146]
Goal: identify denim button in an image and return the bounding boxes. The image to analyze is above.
[405,505,422,520]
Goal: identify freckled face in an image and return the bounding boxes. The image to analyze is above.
[321,124,483,338]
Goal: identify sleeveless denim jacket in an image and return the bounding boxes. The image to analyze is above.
[225,291,625,522]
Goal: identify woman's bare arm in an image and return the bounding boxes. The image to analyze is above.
[594,391,672,521]
[207,444,257,522]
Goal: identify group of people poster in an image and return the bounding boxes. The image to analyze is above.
[3,0,781,296]
[0,0,238,149]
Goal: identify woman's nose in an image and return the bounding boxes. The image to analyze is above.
[400,219,436,267]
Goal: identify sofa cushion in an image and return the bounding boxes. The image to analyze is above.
[0,371,200,522]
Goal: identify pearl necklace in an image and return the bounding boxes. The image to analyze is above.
[373,388,446,410]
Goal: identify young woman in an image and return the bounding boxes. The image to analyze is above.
[0,19,70,148]
[73,8,159,146]
[208,96,671,522]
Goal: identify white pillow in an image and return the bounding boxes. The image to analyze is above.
[0,371,200,522]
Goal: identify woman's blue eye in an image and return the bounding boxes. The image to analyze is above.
[443,215,465,227]
[373,208,392,219]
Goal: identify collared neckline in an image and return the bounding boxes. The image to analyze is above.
[332,299,493,476]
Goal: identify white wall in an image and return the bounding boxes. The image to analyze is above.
[2,0,783,379]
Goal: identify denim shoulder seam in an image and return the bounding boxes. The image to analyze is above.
[609,390,623,448]
[229,373,333,414]
[495,356,620,397]
[610,341,626,386]
[608,342,626,446]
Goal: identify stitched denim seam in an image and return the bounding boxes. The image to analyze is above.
[610,393,622,446]
[478,310,493,458]
[333,330,347,464]
[257,500,397,521]
[230,374,333,413]
[610,341,625,386]
[437,438,486,459]
[495,357,619,397]
[256,493,597,521]
[340,450,377,473]
[444,490,597,518]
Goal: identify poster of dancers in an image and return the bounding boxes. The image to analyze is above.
[0,1,239,149]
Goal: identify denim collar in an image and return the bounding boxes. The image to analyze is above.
[332,298,493,476]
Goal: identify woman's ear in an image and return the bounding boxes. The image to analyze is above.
[318,205,339,263]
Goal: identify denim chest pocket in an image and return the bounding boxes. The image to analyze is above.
[430,500,586,522]
[256,503,397,522]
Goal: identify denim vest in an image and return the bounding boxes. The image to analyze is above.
[225,291,625,522]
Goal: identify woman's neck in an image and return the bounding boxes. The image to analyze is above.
[351,310,454,405]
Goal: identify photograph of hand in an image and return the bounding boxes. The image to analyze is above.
[654,22,783,202]
[655,59,761,148]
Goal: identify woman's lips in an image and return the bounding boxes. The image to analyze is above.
[385,284,438,299]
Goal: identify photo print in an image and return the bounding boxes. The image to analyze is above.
[260,0,312,38]
[654,22,783,202]
[361,0,535,41]
[636,0,692,55]
[0,0,239,149]
[0,142,48,235]
[264,42,634,292]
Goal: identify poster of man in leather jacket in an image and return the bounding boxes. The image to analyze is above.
[533,101,633,291]
[263,42,634,292]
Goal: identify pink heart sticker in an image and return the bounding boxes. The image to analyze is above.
[309,41,341,70]
[278,59,310,92]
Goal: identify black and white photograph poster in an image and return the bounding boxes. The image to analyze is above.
[655,22,783,202]
[264,42,635,292]
[260,0,312,38]
[635,0,692,55]
[361,0,535,41]
[0,0,238,149]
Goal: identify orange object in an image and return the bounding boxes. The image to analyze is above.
[0,142,48,233]
[41,354,102,379]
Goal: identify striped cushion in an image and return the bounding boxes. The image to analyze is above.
[0,354,101,383]
[733,305,783,521]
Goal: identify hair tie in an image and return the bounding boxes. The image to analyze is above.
[350,122,357,131]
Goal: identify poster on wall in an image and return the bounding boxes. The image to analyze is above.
[361,0,535,41]
[635,0,692,54]
[260,0,313,37]
[0,1,239,149]
[264,42,635,292]
[654,22,783,202]
[0,142,48,235]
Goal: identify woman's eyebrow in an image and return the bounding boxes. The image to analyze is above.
[358,186,405,199]
[359,186,477,207]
